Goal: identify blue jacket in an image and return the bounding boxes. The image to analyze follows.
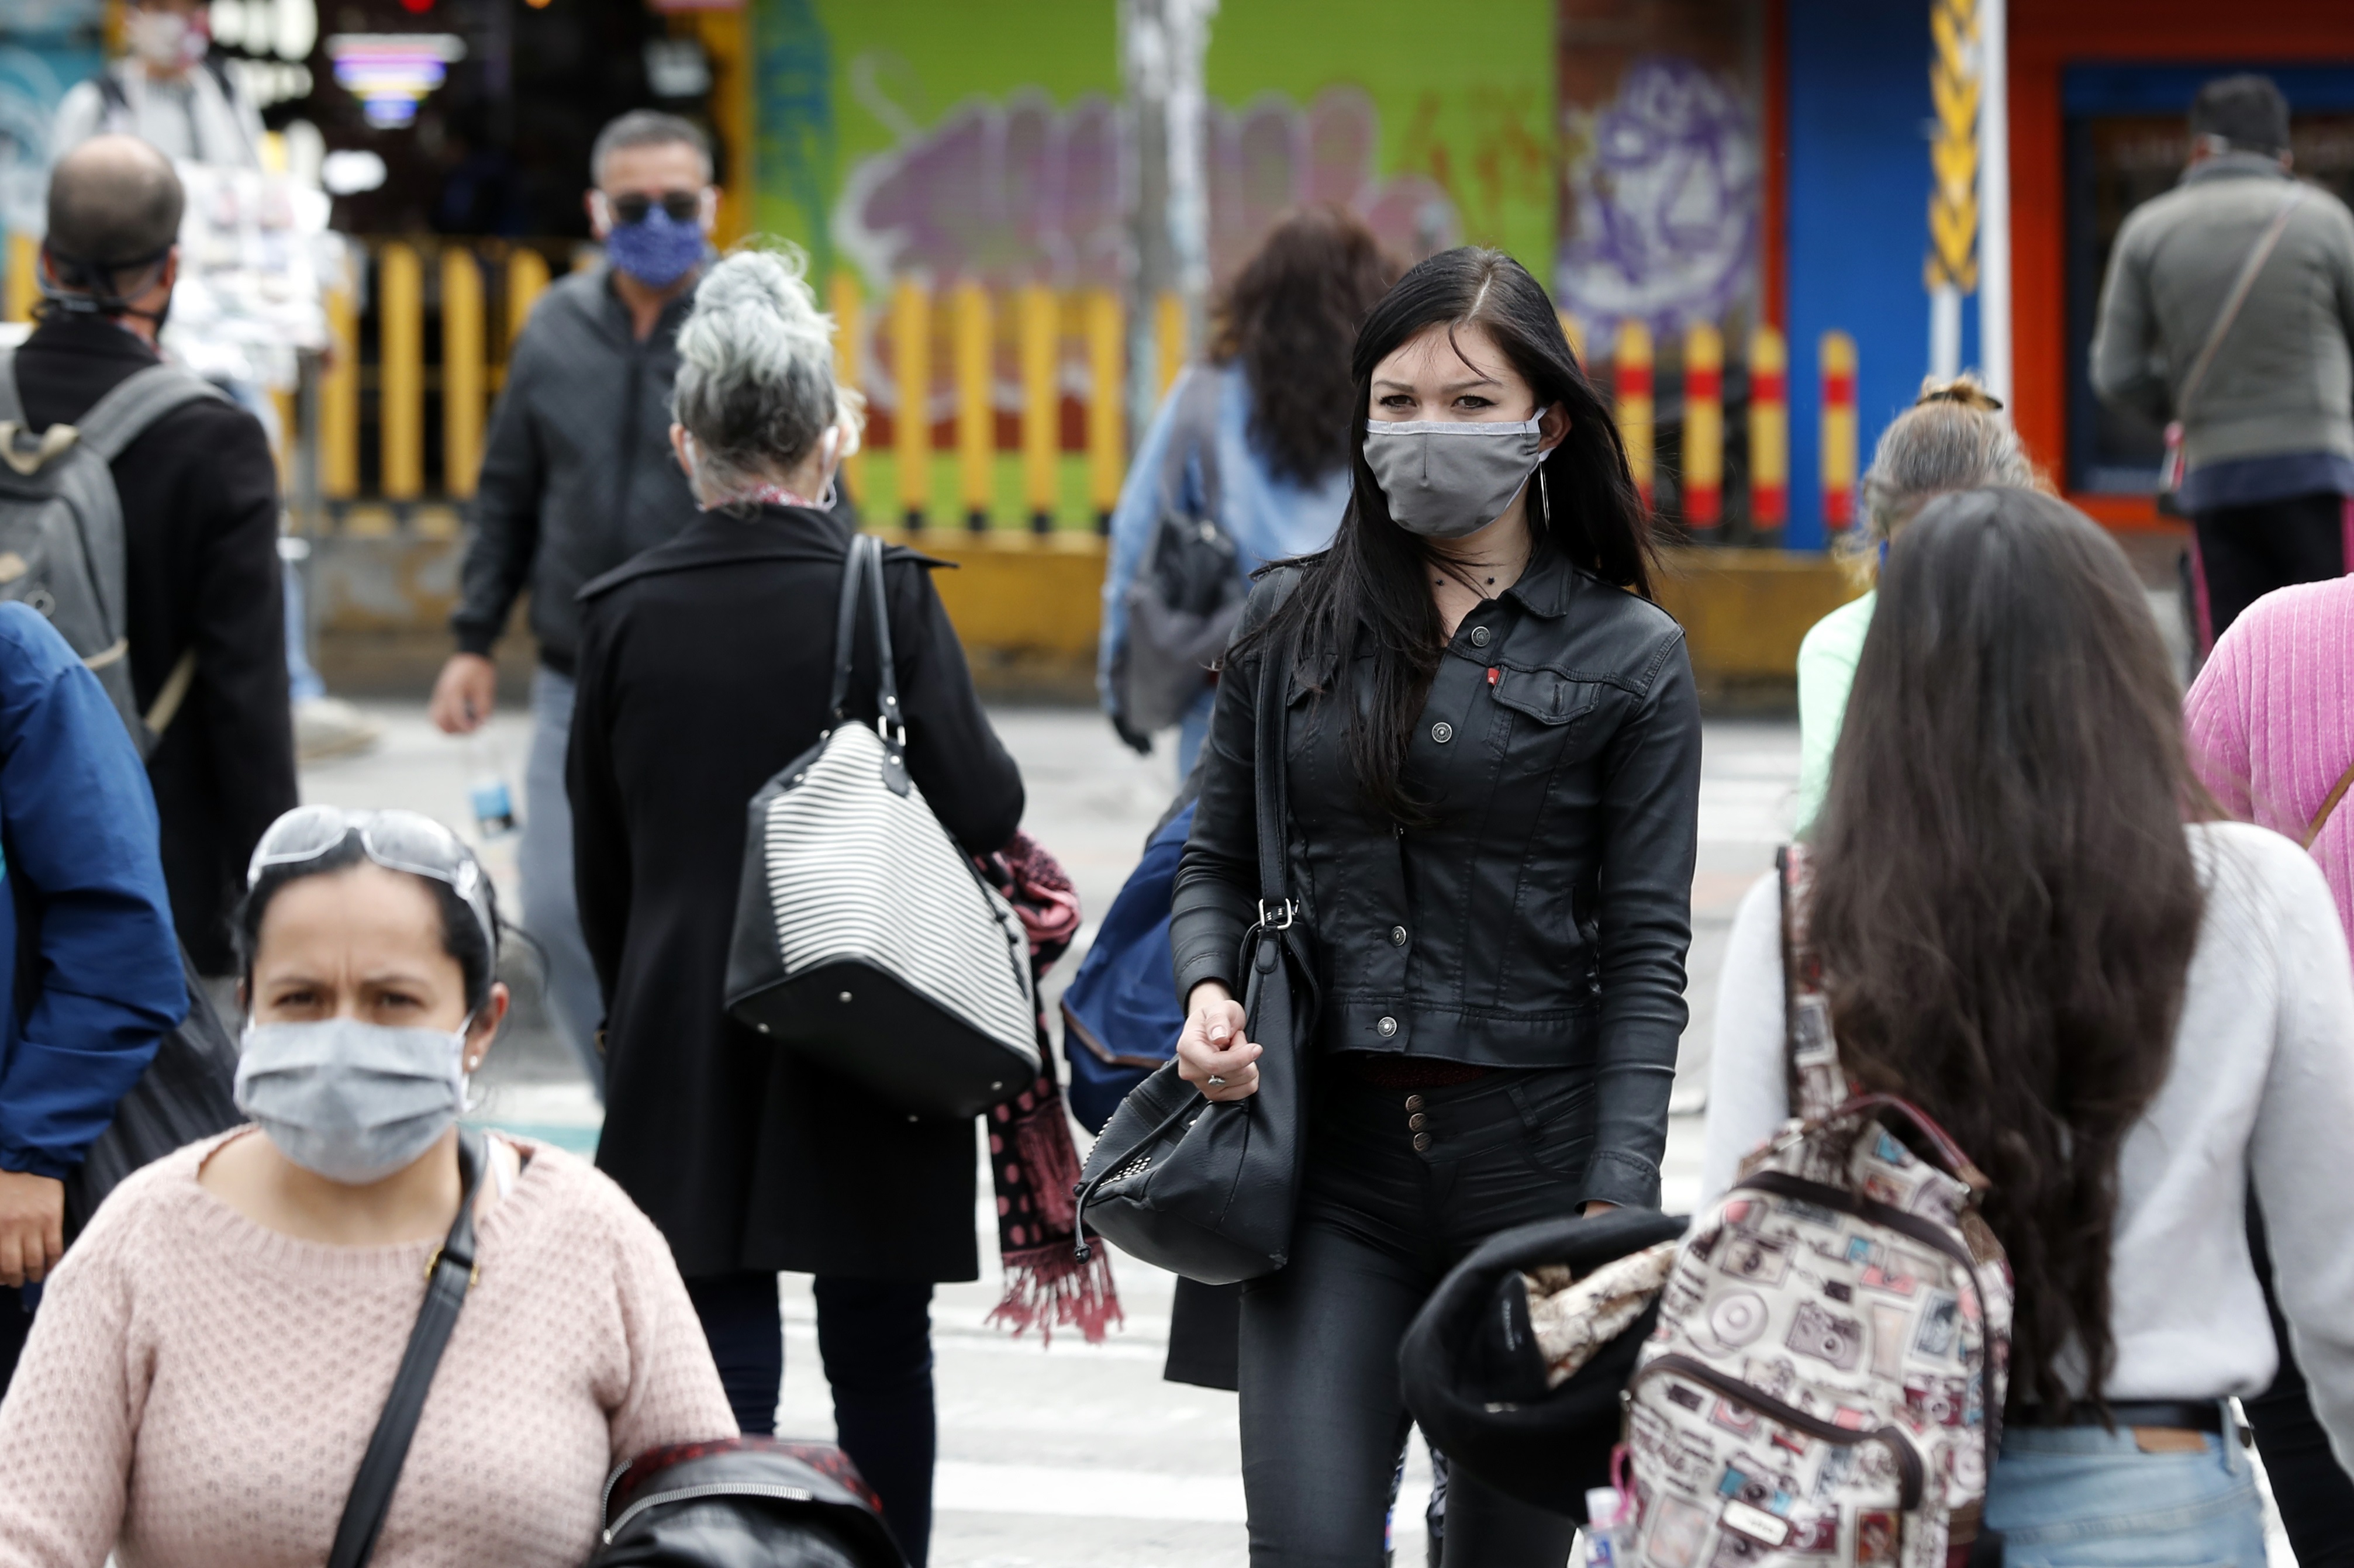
[0,603,184,1179]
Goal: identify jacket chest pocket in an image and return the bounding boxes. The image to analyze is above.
[1490,666,1601,727]
[1486,666,1607,773]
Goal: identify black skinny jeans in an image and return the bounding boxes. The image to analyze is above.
[686,1273,940,1567]
[1240,1065,1596,1567]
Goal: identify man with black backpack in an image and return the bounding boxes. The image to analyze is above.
[5,136,296,980]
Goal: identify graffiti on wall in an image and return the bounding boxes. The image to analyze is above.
[1555,56,1758,333]
[831,75,1459,292]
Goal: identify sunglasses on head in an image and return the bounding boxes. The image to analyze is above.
[248,806,498,955]
[607,190,703,225]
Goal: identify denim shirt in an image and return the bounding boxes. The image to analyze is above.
[1097,363,1354,704]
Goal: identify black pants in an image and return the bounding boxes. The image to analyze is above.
[687,1272,939,1567]
[2191,490,2346,646]
[1239,1067,1596,1567]
[2245,1200,2354,1566]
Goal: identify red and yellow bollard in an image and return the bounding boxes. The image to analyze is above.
[441,247,485,499]
[1083,288,1124,533]
[1748,325,1788,531]
[891,279,930,529]
[1613,319,1654,510]
[1820,330,1858,531]
[377,243,423,503]
[829,272,866,502]
[1558,309,1586,367]
[952,281,993,531]
[1681,323,1723,529]
[1019,285,1059,533]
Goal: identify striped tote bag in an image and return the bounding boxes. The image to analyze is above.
[723,533,1039,1119]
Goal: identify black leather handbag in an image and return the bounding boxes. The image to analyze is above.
[591,1438,906,1567]
[1072,631,1314,1285]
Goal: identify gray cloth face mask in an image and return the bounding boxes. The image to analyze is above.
[1362,415,1549,538]
[235,1017,470,1185]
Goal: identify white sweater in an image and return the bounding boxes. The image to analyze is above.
[1702,821,2354,1459]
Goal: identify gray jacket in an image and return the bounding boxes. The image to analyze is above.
[452,263,703,674]
[2090,155,2354,486]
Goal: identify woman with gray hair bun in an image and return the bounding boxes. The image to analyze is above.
[567,244,1026,1567]
[1791,377,2042,834]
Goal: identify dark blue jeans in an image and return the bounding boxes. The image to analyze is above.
[686,1272,938,1567]
[1238,1066,1598,1567]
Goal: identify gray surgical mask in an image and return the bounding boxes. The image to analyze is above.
[235,1017,471,1185]
[1362,416,1549,538]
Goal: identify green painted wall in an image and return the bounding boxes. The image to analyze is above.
[748,0,1554,283]
[1203,1,1555,272]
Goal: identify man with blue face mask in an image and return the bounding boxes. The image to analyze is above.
[429,111,719,1096]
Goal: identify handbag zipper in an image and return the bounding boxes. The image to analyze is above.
[1627,1352,1925,1511]
[602,1480,818,1542]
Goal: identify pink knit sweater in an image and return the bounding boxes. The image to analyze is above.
[0,1132,737,1567]
[2186,576,2354,949]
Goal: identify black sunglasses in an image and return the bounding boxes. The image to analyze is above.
[609,190,703,225]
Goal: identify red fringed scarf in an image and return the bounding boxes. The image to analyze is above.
[974,834,1123,1345]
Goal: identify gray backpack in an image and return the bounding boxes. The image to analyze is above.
[1113,368,1243,735]
[0,347,225,752]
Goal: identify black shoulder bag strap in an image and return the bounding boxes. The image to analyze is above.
[326,1128,491,1568]
[1252,627,1292,925]
[824,533,910,793]
[824,531,874,720]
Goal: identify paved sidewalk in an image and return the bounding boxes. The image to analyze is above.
[298,702,1800,1567]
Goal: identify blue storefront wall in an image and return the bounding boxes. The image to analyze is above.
[1783,0,1965,548]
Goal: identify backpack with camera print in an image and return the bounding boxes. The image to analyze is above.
[1621,847,2013,1567]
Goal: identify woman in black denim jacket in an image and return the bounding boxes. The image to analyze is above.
[1170,248,1700,1566]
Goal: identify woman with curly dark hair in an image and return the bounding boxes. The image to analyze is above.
[1099,205,1396,774]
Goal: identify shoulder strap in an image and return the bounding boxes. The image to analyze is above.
[97,71,129,123]
[2179,186,2312,418]
[71,365,229,462]
[825,533,870,719]
[864,534,903,741]
[1777,845,1846,1121]
[326,1129,489,1568]
[1251,626,1292,913]
[1160,368,1224,529]
[2303,757,2354,851]
[824,533,901,737]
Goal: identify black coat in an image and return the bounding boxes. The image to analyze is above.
[14,316,296,976]
[568,506,1026,1280]
[1171,548,1700,1210]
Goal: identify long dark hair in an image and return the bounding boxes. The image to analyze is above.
[1807,487,2208,1418]
[1210,205,1396,485]
[1242,246,1652,821]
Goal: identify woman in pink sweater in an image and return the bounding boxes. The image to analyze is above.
[0,807,736,1567]
[2183,576,2354,1564]
[2186,575,2354,944]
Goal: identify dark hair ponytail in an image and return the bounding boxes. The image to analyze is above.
[1240,246,1652,822]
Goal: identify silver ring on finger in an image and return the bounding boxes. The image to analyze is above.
[1207,1075,1227,1088]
